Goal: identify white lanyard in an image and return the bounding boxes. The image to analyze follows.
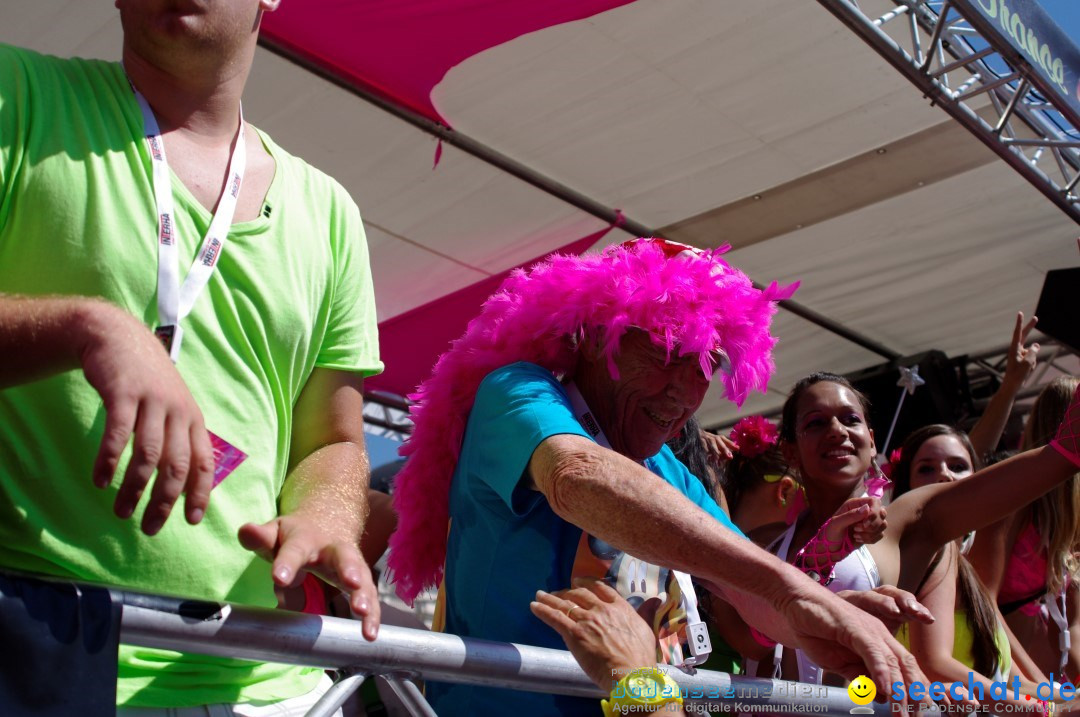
[129,80,246,362]
[563,381,710,666]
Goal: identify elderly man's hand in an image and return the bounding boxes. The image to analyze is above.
[772,580,938,711]
[239,514,380,641]
[530,580,656,690]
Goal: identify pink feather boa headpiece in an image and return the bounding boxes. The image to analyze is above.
[387,239,798,603]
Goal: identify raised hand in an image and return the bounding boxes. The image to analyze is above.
[1003,311,1039,391]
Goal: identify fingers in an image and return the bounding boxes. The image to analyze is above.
[93,397,137,489]
[328,546,380,641]
[269,533,316,588]
[530,597,574,637]
[827,502,871,538]
[1020,313,1038,344]
[585,579,623,604]
[532,590,577,634]
[558,581,607,610]
[115,401,165,520]
[238,520,280,564]
[868,585,935,625]
[141,411,192,535]
[1011,311,1024,349]
[184,423,215,525]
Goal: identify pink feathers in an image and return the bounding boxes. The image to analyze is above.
[387,239,797,603]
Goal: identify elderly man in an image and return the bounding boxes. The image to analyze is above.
[0,0,380,713]
[388,240,930,715]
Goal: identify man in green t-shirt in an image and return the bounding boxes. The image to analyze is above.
[0,0,383,711]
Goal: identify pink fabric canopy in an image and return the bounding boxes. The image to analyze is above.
[262,0,635,126]
[262,0,637,398]
[367,224,621,397]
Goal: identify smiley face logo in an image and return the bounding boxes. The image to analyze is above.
[848,675,876,706]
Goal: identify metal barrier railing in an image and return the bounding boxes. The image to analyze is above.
[116,589,888,716]
[0,570,894,716]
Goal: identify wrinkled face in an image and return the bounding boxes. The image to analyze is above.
[909,434,973,490]
[791,381,875,487]
[583,329,711,462]
[116,0,269,56]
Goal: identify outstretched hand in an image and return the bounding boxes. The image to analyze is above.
[80,301,215,535]
[774,582,938,711]
[239,514,380,641]
[530,580,655,689]
[835,584,934,635]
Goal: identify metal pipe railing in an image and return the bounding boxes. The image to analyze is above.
[116,590,887,715]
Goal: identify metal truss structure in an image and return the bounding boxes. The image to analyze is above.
[818,0,1080,222]
[708,336,1079,435]
[363,390,412,441]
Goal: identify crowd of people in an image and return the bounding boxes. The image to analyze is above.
[1,3,1079,717]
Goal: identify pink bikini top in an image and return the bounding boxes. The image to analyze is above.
[998,522,1048,617]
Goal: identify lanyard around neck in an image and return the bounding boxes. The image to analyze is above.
[129,79,247,363]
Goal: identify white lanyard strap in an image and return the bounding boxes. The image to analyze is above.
[130,80,246,362]
[1045,584,1070,673]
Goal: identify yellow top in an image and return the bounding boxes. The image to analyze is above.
[896,611,1012,677]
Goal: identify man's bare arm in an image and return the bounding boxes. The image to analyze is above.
[529,433,932,702]
[238,367,380,640]
[0,294,214,532]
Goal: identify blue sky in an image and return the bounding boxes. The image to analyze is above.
[1040,0,1080,41]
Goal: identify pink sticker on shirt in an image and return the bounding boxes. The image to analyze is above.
[208,430,247,488]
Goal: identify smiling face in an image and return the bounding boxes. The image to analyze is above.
[577,329,711,462]
[909,434,974,490]
[848,675,877,705]
[788,381,875,488]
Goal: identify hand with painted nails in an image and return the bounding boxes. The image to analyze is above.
[700,429,737,465]
[239,513,380,641]
[846,496,887,546]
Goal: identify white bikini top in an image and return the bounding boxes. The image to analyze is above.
[745,516,882,684]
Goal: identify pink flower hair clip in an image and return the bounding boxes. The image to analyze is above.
[728,415,779,459]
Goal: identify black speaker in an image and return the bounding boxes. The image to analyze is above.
[1035,268,1080,352]
[845,350,968,452]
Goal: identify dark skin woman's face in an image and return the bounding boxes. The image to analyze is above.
[789,381,875,487]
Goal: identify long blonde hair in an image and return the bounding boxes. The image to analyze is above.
[1021,376,1080,594]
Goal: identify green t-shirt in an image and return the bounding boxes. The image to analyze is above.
[0,45,382,707]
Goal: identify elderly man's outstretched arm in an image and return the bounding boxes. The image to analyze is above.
[530,432,929,703]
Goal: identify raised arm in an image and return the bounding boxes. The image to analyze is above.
[238,367,380,640]
[897,387,1080,562]
[968,312,1039,460]
[0,294,214,533]
[529,433,931,698]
